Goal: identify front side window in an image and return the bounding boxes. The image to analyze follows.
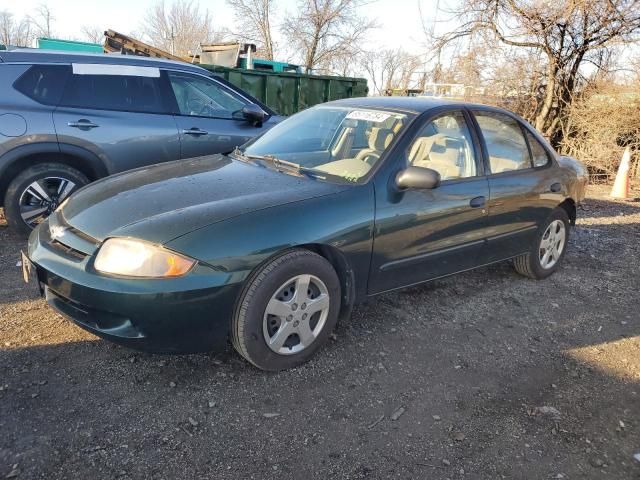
[408,111,477,180]
[60,69,165,114]
[168,72,247,119]
[14,64,70,105]
[242,106,411,183]
[525,130,551,167]
[474,111,532,173]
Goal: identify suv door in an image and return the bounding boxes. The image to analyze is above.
[369,109,490,294]
[471,109,560,262]
[165,71,269,158]
[53,63,180,174]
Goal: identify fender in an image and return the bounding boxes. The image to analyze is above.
[0,142,60,175]
[0,142,109,206]
[57,143,109,178]
[0,142,109,199]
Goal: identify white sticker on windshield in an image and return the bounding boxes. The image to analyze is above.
[72,63,161,78]
[345,110,391,123]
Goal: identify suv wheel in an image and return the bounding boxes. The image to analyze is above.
[4,163,89,234]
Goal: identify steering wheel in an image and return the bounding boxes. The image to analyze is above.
[186,97,212,116]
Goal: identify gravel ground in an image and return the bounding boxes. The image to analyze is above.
[1,184,639,480]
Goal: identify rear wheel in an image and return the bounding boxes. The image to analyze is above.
[232,249,341,371]
[513,208,570,279]
[4,163,88,235]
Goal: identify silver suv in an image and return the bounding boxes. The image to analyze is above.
[0,49,278,233]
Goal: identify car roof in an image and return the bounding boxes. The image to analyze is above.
[0,48,208,74]
[325,96,505,115]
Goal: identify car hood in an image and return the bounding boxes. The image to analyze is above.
[60,155,347,244]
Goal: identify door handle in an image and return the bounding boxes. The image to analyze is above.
[67,120,99,129]
[469,196,486,208]
[550,183,562,193]
[182,128,209,136]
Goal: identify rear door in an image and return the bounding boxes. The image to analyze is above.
[369,109,491,294]
[165,71,269,158]
[53,63,180,174]
[471,109,562,262]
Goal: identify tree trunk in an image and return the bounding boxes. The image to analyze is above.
[535,59,558,134]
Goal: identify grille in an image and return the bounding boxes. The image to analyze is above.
[49,239,88,260]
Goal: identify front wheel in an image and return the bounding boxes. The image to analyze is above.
[513,208,570,279]
[232,249,341,371]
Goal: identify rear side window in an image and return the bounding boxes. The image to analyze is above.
[60,71,166,114]
[473,111,532,173]
[525,130,551,167]
[14,65,71,105]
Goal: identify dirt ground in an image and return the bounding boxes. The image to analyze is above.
[1,184,639,480]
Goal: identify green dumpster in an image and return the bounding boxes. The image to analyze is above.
[201,64,368,116]
[37,38,103,53]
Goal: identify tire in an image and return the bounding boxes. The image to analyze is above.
[4,163,89,235]
[513,207,570,280]
[232,249,341,371]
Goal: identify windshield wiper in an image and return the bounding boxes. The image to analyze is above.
[232,147,319,177]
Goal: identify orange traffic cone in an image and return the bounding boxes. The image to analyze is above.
[610,147,631,199]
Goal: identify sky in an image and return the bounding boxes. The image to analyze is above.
[3,0,451,60]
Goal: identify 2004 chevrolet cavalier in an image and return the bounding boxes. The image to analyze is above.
[25,97,588,371]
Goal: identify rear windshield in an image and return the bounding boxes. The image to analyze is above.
[14,64,71,105]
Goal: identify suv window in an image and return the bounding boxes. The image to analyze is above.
[525,130,551,167]
[60,71,166,114]
[14,65,70,106]
[168,72,247,119]
[408,111,477,180]
[474,111,532,173]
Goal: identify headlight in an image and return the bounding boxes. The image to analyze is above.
[94,238,195,278]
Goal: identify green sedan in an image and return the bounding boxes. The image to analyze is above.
[25,97,587,370]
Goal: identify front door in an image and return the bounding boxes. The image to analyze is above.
[369,110,490,294]
[53,63,180,174]
[166,71,268,158]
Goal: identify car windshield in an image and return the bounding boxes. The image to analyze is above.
[240,106,411,183]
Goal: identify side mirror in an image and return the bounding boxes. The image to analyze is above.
[242,104,266,127]
[395,166,441,190]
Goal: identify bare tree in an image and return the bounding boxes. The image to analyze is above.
[141,0,218,57]
[435,0,640,144]
[81,25,104,44]
[282,0,376,73]
[29,4,54,38]
[0,10,35,46]
[226,0,276,60]
[439,47,486,85]
[562,80,640,180]
[362,49,422,95]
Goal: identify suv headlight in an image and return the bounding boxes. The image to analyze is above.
[94,238,195,278]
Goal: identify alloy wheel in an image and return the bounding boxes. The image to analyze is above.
[539,219,566,269]
[19,177,76,228]
[262,274,330,355]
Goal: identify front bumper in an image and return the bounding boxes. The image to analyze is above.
[27,217,242,354]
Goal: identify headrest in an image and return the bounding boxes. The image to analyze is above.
[368,127,394,151]
[409,134,445,164]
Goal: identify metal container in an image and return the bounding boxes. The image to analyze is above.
[201,64,368,116]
